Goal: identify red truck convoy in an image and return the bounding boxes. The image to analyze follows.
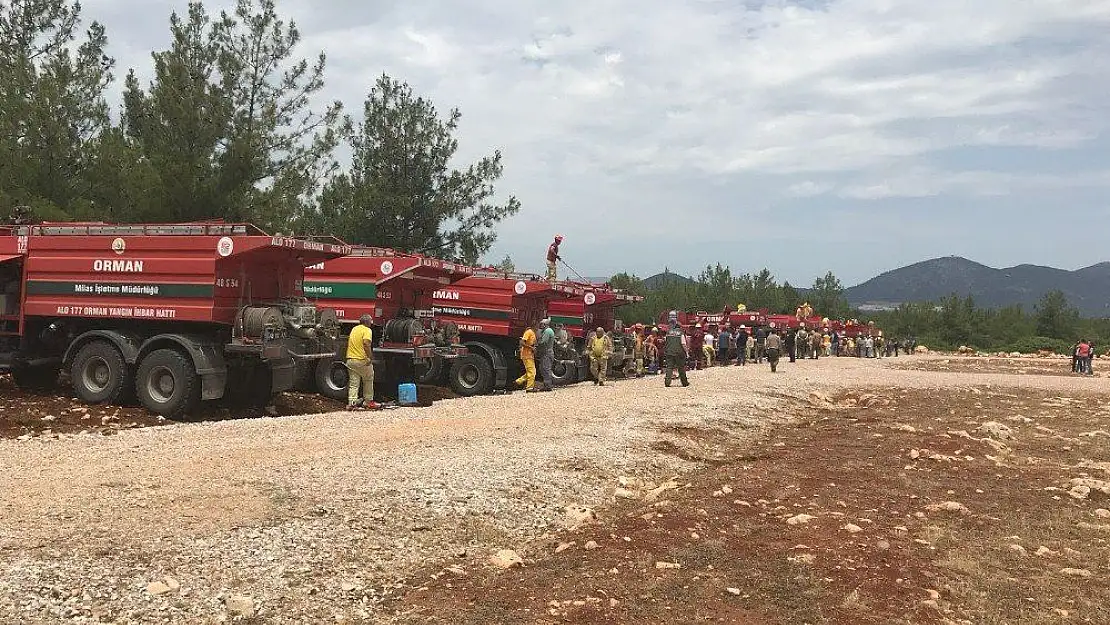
[431,271,583,395]
[302,246,472,400]
[0,222,349,416]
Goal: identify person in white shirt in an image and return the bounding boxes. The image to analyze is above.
[702,331,716,366]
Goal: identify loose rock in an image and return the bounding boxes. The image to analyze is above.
[489,549,524,569]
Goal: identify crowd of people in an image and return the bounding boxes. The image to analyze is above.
[636,313,916,381]
[505,310,916,390]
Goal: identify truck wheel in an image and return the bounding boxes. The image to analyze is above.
[448,354,493,396]
[314,357,349,402]
[70,341,130,404]
[136,349,200,418]
[11,364,60,393]
[551,360,577,385]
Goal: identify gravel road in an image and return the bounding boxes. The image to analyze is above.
[0,355,1103,623]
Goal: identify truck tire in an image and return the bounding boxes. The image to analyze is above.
[11,364,60,393]
[551,360,577,386]
[135,349,200,418]
[448,354,493,397]
[70,340,130,404]
[315,357,349,402]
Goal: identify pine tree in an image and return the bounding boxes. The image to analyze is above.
[306,74,520,264]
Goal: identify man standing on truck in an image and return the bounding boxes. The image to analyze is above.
[546,235,563,284]
[588,326,613,385]
[533,318,556,391]
[664,311,690,387]
[514,321,538,391]
[347,314,378,410]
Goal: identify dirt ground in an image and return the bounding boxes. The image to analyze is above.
[0,373,458,439]
[2,356,1109,624]
[388,380,1110,624]
[889,354,1104,378]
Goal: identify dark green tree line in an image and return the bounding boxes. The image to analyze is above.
[607,266,850,325]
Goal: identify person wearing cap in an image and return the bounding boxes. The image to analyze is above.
[532,317,557,391]
[734,324,749,366]
[795,326,808,361]
[717,325,732,365]
[546,235,563,284]
[765,327,783,372]
[513,320,538,391]
[587,326,613,385]
[663,311,690,387]
[346,314,379,410]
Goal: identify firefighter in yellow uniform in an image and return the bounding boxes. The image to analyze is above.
[588,326,613,386]
[514,322,538,390]
[346,314,377,410]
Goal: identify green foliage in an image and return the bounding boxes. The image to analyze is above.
[1003,336,1074,355]
[608,272,645,295]
[0,0,114,218]
[123,0,340,227]
[1034,289,1079,340]
[302,74,520,264]
[810,271,849,319]
[3,1,513,247]
[866,290,1099,353]
[612,266,850,325]
[492,254,515,273]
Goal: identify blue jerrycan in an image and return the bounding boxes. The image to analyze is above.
[398,382,418,406]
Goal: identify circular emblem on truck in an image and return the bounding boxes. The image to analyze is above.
[217,236,234,257]
[380,260,394,275]
[111,238,126,255]
[514,280,527,295]
[584,292,596,305]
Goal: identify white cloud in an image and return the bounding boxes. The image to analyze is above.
[83,0,1110,283]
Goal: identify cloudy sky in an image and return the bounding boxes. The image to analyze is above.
[85,0,1110,286]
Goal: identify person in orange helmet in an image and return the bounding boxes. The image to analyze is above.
[546,234,563,284]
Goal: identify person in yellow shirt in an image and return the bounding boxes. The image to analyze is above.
[514,322,538,391]
[588,326,613,386]
[346,314,377,409]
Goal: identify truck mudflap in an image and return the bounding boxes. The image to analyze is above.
[270,357,296,394]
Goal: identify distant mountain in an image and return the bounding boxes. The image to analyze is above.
[642,271,695,290]
[846,257,1110,317]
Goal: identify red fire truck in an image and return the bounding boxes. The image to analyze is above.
[548,284,643,381]
[0,222,349,416]
[431,271,582,395]
[301,246,472,400]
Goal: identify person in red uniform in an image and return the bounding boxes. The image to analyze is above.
[546,235,563,284]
